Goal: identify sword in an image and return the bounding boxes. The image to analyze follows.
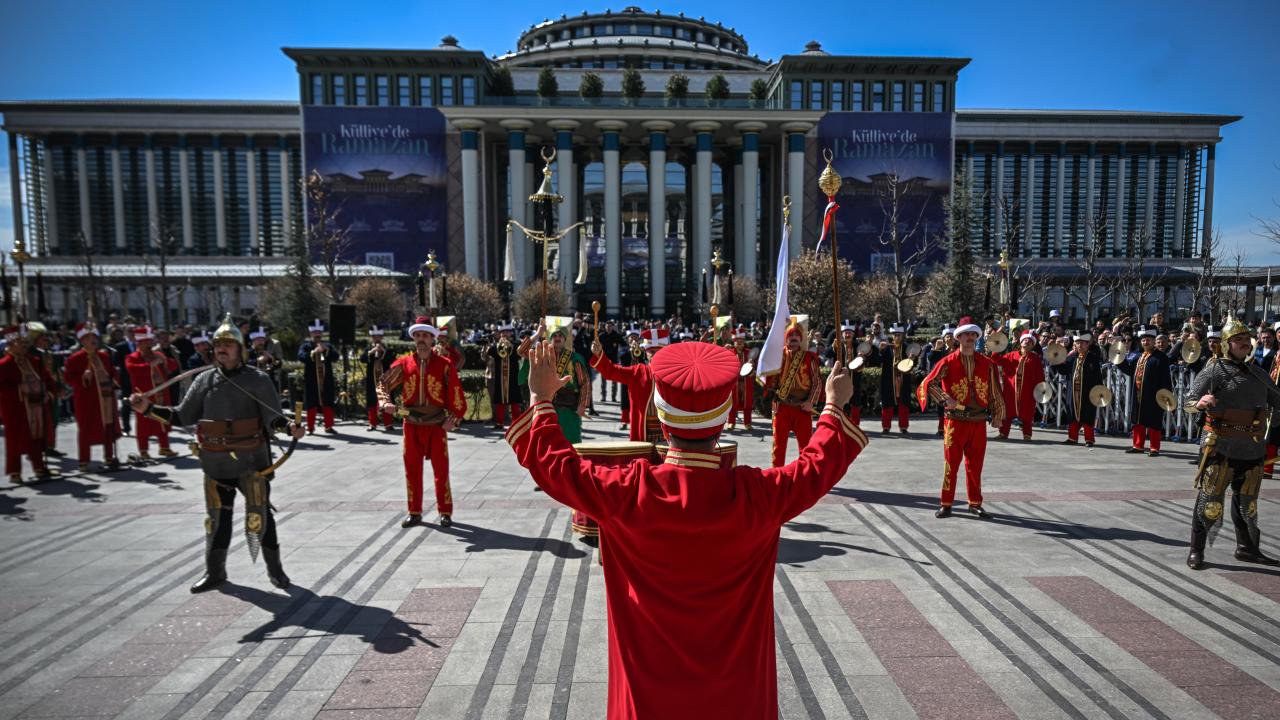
[140,365,207,399]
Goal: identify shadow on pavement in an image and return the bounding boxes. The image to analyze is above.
[231,583,440,651]
[778,522,932,567]
[435,521,588,559]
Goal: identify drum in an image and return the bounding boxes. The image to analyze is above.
[652,440,739,470]
[571,441,655,537]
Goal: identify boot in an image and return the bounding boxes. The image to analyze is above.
[262,546,291,589]
[190,549,228,593]
[1187,521,1207,570]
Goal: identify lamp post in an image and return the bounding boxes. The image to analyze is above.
[997,249,1012,316]
[506,146,585,318]
[10,231,31,321]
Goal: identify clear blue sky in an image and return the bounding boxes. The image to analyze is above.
[2,0,1278,263]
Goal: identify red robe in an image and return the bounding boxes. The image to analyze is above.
[591,353,660,443]
[125,350,180,439]
[63,348,121,444]
[993,349,1045,422]
[0,351,56,450]
[918,349,1006,420]
[506,400,868,720]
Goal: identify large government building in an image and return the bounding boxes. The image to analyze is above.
[2,7,1252,324]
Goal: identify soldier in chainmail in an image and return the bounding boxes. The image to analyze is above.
[1183,317,1280,570]
[131,314,305,592]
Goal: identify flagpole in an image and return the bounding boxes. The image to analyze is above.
[818,148,844,366]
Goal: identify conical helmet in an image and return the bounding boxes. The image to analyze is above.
[211,313,243,346]
[1220,316,1253,344]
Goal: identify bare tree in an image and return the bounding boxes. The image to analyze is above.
[995,193,1025,316]
[74,230,106,324]
[1066,213,1114,325]
[305,170,355,302]
[1219,246,1250,319]
[1017,257,1055,320]
[1190,228,1221,325]
[144,220,182,325]
[873,171,939,323]
[1112,227,1167,323]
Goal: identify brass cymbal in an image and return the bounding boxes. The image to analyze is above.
[1089,384,1114,408]
[1044,344,1068,365]
[857,340,871,356]
[1156,388,1177,412]
[1181,337,1202,364]
[848,356,865,371]
[986,332,1009,354]
[895,357,915,373]
[1033,381,1053,405]
[1108,339,1127,366]
[906,342,922,358]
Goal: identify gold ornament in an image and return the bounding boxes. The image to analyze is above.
[1204,501,1223,521]
[818,148,842,199]
[246,513,263,534]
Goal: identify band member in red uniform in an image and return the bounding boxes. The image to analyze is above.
[762,320,822,467]
[1,324,58,483]
[995,332,1045,440]
[124,325,180,459]
[590,327,667,443]
[63,323,123,472]
[377,317,467,528]
[728,329,756,430]
[298,319,338,434]
[919,321,1006,518]
[510,339,866,720]
[1119,326,1172,457]
[363,326,394,431]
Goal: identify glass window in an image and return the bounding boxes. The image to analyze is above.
[616,23,633,35]
[871,81,884,111]
[912,82,924,112]
[602,57,618,68]
[696,31,705,42]
[677,27,691,40]
[649,58,664,69]
[573,25,588,38]
[354,75,368,105]
[637,23,653,35]
[657,24,673,37]
[332,75,346,105]
[397,76,411,105]
[673,60,686,70]
[933,82,946,111]
[851,81,864,111]
[310,74,325,104]
[375,75,389,106]
[461,76,476,106]
[809,80,824,110]
[892,81,904,111]
[789,80,803,110]
[831,81,844,111]
[440,76,455,106]
[418,76,433,106]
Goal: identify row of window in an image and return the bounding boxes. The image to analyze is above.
[525,22,742,53]
[789,79,949,112]
[546,56,743,71]
[308,73,477,107]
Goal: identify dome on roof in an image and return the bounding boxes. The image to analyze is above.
[802,40,829,56]
[438,35,464,50]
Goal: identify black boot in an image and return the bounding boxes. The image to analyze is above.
[263,546,291,589]
[191,549,228,593]
[1187,520,1207,570]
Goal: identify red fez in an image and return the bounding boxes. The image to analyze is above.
[785,323,803,339]
[649,342,739,440]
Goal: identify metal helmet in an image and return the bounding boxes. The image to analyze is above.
[24,321,47,339]
[1220,317,1253,345]
[211,313,244,346]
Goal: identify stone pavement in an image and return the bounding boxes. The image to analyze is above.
[3,383,1280,720]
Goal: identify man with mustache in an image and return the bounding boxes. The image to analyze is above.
[64,323,123,473]
[0,324,58,483]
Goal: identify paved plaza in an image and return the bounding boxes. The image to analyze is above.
[2,385,1280,720]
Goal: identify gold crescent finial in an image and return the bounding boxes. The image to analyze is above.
[782,195,792,223]
[822,147,834,164]
[541,146,556,163]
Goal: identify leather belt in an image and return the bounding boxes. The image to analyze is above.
[945,408,989,421]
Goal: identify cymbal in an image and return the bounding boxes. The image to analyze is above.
[1044,344,1068,365]
[1033,381,1053,405]
[739,361,754,377]
[895,358,915,373]
[1181,337,1202,364]
[906,342,922,358]
[1156,388,1177,412]
[1108,339,1127,366]
[848,356,865,371]
[986,332,1009,354]
[857,341,872,356]
[1089,384,1114,408]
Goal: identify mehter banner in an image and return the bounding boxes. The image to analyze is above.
[302,106,447,274]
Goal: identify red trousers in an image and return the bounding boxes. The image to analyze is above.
[133,412,170,454]
[771,404,813,468]
[730,383,753,428]
[403,421,451,516]
[367,406,394,428]
[882,404,910,431]
[1132,425,1162,452]
[77,428,117,466]
[1068,422,1096,444]
[5,439,45,476]
[306,406,335,431]
[1266,443,1276,477]
[999,406,1034,439]
[846,406,861,427]
[940,418,987,508]
[492,403,523,427]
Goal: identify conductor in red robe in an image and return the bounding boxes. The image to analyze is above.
[918,321,1007,518]
[1,324,58,483]
[993,332,1045,440]
[124,325,180,459]
[508,339,867,720]
[63,323,123,472]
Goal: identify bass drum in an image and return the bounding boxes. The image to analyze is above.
[652,440,739,470]
[571,441,655,538]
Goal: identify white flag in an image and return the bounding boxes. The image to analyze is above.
[503,232,516,283]
[756,220,792,378]
[575,234,590,285]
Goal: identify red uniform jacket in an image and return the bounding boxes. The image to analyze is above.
[377,351,467,419]
[126,349,180,436]
[918,349,1007,424]
[732,344,755,408]
[506,401,868,720]
[763,349,822,407]
[0,351,56,448]
[63,348,121,444]
[994,349,1046,418]
[590,352,660,442]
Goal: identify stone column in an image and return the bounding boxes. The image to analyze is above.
[41,137,59,250]
[278,138,293,246]
[178,137,194,250]
[1144,143,1157,252]
[212,137,227,251]
[110,138,125,253]
[1085,143,1096,231]
[76,136,94,249]
[1173,143,1187,256]
[782,122,812,259]
[454,119,485,276]
[550,120,581,294]
[7,133,23,254]
[690,121,720,302]
[1054,143,1066,257]
[1114,145,1127,251]
[1024,146,1035,256]
[596,120,626,315]
[144,136,159,250]
[994,141,1005,250]
[1202,143,1216,254]
[500,119,532,289]
[246,137,259,253]
[736,121,765,281]
[731,141,743,263]
[643,121,673,317]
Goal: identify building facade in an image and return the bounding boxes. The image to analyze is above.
[2,7,1248,324]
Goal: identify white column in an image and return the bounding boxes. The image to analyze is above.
[643,121,672,317]
[994,142,1005,249]
[736,122,765,281]
[1173,143,1187,256]
[454,120,485,277]
[1202,144,1215,254]
[731,142,743,262]
[178,141,194,249]
[500,120,532,289]
[110,142,125,252]
[42,140,59,250]
[524,142,538,281]
[782,123,811,258]
[690,121,719,304]
[278,141,293,247]
[144,139,159,248]
[76,140,94,248]
[549,121,580,294]
[597,120,626,315]
[1085,144,1097,230]
[1114,148,1127,250]
[1053,143,1066,256]
[7,134,24,253]
[1144,144,1156,252]
[1024,149,1035,256]
[246,140,259,252]
[212,139,227,251]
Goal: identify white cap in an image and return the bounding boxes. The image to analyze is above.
[249,326,267,341]
[192,334,210,345]
[408,322,439,337]
[308,319,325,333]
[1049,309,1061,318]
[369,325,385,336]
[954,323,981,338]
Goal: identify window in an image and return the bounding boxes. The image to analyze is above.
[310,74,325,104]
[851,81,864,111]
[871,81,884,111]
[657,24,673,37]
[418,76,433,106]
[375,75,389,106]
[440,76,455,106]
[602,57,618,68]
[397,76,411,105]
[637,23,653,35]
[789,80,803,109]
[696,31,705,42]
[830,81,844,111]
[649,58,664,69]
[365,252,394,270]
[573,25,589,38]
[809,80,824,110]
[593,23,610,35]
[461,76,476,106]
[933,82,946,111]
[332,75,346,105]
[912,82,924,112]
[354,75,368,105]
[892,81,904,111]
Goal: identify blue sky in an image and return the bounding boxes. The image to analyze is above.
[2,0,1278,263]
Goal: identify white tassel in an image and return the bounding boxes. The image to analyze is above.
[575,235,590,285]
[503,225,516,283]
